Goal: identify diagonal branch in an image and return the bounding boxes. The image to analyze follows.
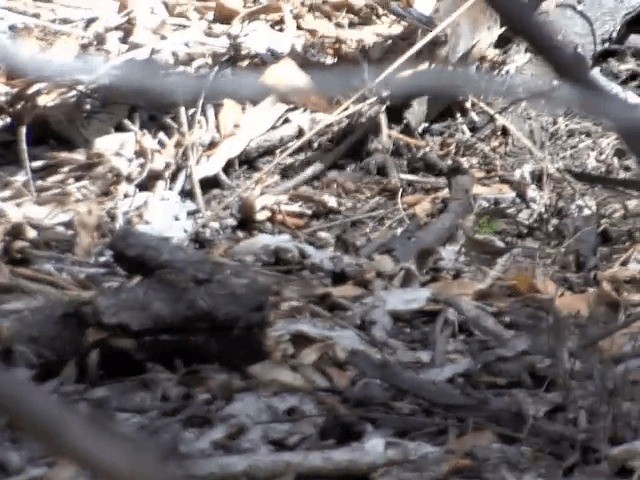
[484,0,640,162]
[0,366,178,480]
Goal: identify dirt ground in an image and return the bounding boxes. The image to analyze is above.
[0,0,639,479]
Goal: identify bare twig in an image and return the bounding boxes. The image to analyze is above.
[15,121,35,195]
[272,117,377,193]
[0,366,177,480]
[182,439,439,479]
[430,290,515,343]
[484,0,640,162]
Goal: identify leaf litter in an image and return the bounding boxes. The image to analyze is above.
[0,0,639,479]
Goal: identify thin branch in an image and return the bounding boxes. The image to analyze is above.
[182,439,440,479]
[15,122,35,195]
[484,0,640,162]
[0,366,178,480]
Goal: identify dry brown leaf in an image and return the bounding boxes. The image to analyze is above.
[298,341,336,365]
[599,267,640,305]
[470,169,489,180]
[232,2,283,25]
[592,282,623,314]
[248,360,313,390]
[192,1,217,14]
[298,14,338,36]
[552,285,623,354]
[402,193,429,207]
[321,365,355,390]
[537,276,561,296]
[443,457,475,476]
[259,57,315,95]
[237,194,259,225]
[324,0,362,14]
[297,365,333,388]
[504,264,559,297]
[473,183,514,196]
[613,243,640,268]
[29,85,74,109]
[600,267,640,284]
[555,291,592,317]
[260,57,332,112]
[508,274,542,295]
[254,193,289,211]
[429,278,479,299]
[289,191,339,210]
[448,429,497,455]
[434,0,503,63]
[215,0,245,23]
[406,190,447,221]
[296,96,335,113]
[272,212,308,229]
[598,318,640,358]
[117,0,130,13]
[318,284,369,299]
[73,203,105,259]
[217,99,244,138]
[196,96,288,180]
[14,202,75,225]
[241,193,314,223]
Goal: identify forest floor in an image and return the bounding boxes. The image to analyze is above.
[0,0,639,479]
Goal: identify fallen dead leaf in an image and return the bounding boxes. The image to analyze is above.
[444,457,475,476]
[318,284,369,299]
[402,193,430,207]
[248,360,313,390]
[321,365,356,390]
[434,0,503,63]
[231,2,284,26]
[324,0,349,9]
[74,202,105,259]
[272,212,308,229]
[298,341,336,365]
[608,441,640,476]
[298,14,338,36]
[217,99,244,139]
[504,264,559,297]
[555,291,592,317]
[472,183,514,196]
[409,190,448,222]
[214,0,245,23]
[260,57,333,112]
[195,96,289,180]
[448,429,498,455]
[598,319,640,358]
[599,266,640,306]
[261,57,315,94]
[429,278,479,299]
[508,273,543,295]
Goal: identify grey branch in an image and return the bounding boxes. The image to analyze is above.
[1,30,639,163]
[181,438,440,479]
[0,366,178,480]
